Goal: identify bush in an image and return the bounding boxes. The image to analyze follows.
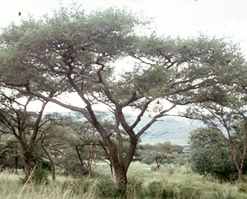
[32,165,49,184]
[238,183,247,193]
[162,184,176,198]
[211,191,236,199]
[176,184,201,199]
[190,128,237,180]
[127,177,144,198]
[61,178,94,195]
[95,176,119,198]
[146,181,165,198]
[20,164,49,185]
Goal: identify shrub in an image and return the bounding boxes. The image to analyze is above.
[190,128,237,180]
[95,176,119,198]
[238,183,247,193]
[211,191,236,199]
[127,177,144,198]
[162,184,176,198]
[32,165,49,184]
[176,184,201,199]
[146,181,164,198]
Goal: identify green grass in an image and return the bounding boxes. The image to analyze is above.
[1,162,247,199]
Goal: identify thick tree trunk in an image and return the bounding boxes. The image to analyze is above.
[105,136,138,197]
[112,164,128,197]
[23,151,37,182]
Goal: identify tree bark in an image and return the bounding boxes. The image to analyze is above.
[112,164,128,197]
[238,168,243,182]
[75,145,89,176]
[23,150,37,182]
[15,156,18,174]
[42,144,56,181]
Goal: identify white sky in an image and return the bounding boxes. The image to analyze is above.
[1,0,247,50]
[1,0,247,112]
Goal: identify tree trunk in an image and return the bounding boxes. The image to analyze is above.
[105,135,138,197]
[238,168,243,182]
[23,151,37,182]
[42,144,56,180]
[75,145,89,176]
[112,164,128,197]
[15,156,18,174]
[50,162,56,181]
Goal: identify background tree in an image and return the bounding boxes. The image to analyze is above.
[0,137,22,173]
[190,128,237,180]
[0,89,53,182]
[41,114,105,178]
[138,142,183,168]
[185,85,247,180]
[0,7,243,194]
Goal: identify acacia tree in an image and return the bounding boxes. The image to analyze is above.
[167,37,247,180]
[185,81,247,180]
[0,90,52,181]
[0,8,242,193]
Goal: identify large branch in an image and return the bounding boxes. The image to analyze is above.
[167,77,217,99]
[136,104,176,137]
[130,99,152,129]
[66,74,112,140]
[29,99,49,148]
[0,110,19,138]
[18,88,86,114]
[115,107,136,139]
[122,91,140,107]
[95,62,139,138]
[96,61,119,105]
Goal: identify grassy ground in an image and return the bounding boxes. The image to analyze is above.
[1,162,247,199]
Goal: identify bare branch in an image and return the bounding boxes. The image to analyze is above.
[136,104,176,137]
[130,99,152,129]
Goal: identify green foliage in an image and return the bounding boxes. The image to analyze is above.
[146,181,166,198]
[126,177,144,198]
[190,128,236,180]
[138,142,184,166]
[95,176,119,198]
[1,5,247,197]
[1,162,247,199]
[211,191,236,199]
[61,178,95,195]
[32,165,49,185]
[176,184,201,199]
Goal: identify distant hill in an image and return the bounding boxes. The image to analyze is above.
[49,111,203,145]
[138,117,202,145]
[123,114,202,145]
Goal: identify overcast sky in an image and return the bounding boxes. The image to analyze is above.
[1,0,247,50]
[1,0,246,112]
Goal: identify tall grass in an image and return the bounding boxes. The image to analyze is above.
[1,162,247,199]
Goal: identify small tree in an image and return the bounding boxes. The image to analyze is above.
[41,115,103,178]
[0,90,52,181]
[186,91,247,181]
[0,138,21,173]
[139,142,181,167]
